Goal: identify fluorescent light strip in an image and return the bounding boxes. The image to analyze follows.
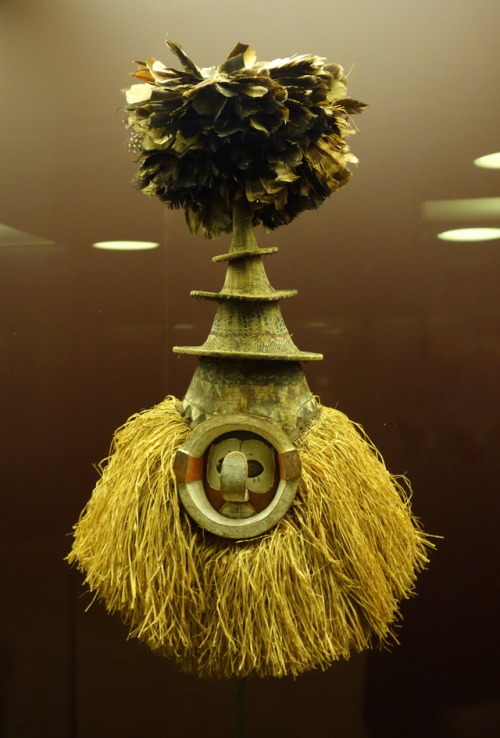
[474,152,500,169]
[437,228,500,242]
[93,241,159,251]
[422,197,500,221]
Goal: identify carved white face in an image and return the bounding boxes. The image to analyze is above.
[206,433,276,518]
[174,413,301,539]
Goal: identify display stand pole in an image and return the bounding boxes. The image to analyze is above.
[236,678,247,738]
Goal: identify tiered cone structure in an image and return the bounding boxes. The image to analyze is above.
[175,202,320,435]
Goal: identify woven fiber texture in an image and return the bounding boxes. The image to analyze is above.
[69,396,430,678]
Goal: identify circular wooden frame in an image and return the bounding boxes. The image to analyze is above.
[174,413,301,539]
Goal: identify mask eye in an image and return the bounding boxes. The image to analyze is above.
[247,459,264,478]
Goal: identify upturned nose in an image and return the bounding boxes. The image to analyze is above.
[220,451,249,502]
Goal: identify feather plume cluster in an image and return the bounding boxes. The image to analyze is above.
[125,41,365,238]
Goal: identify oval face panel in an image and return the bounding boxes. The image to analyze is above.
[174,414,301,539]
[205,431,278,519]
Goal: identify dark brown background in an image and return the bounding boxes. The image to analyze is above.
[1,1,499,736]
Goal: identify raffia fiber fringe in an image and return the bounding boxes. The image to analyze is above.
[68,396,431,678]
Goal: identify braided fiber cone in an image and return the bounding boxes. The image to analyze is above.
[68,396,430,679]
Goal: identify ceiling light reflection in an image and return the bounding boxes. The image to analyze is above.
[473,152,500,169]
[437,228,500,242]
[422,197,500,221]
[0,223,54,247]
[92,240,159,251]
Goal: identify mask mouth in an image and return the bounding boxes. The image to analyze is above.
[220,501,256,519]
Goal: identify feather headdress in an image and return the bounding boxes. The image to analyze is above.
[125,41,365,238]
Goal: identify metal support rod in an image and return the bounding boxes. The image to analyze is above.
[236,678,247,738]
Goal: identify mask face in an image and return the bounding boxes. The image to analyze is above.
[205,432,277,518]
[174,413,301,539]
